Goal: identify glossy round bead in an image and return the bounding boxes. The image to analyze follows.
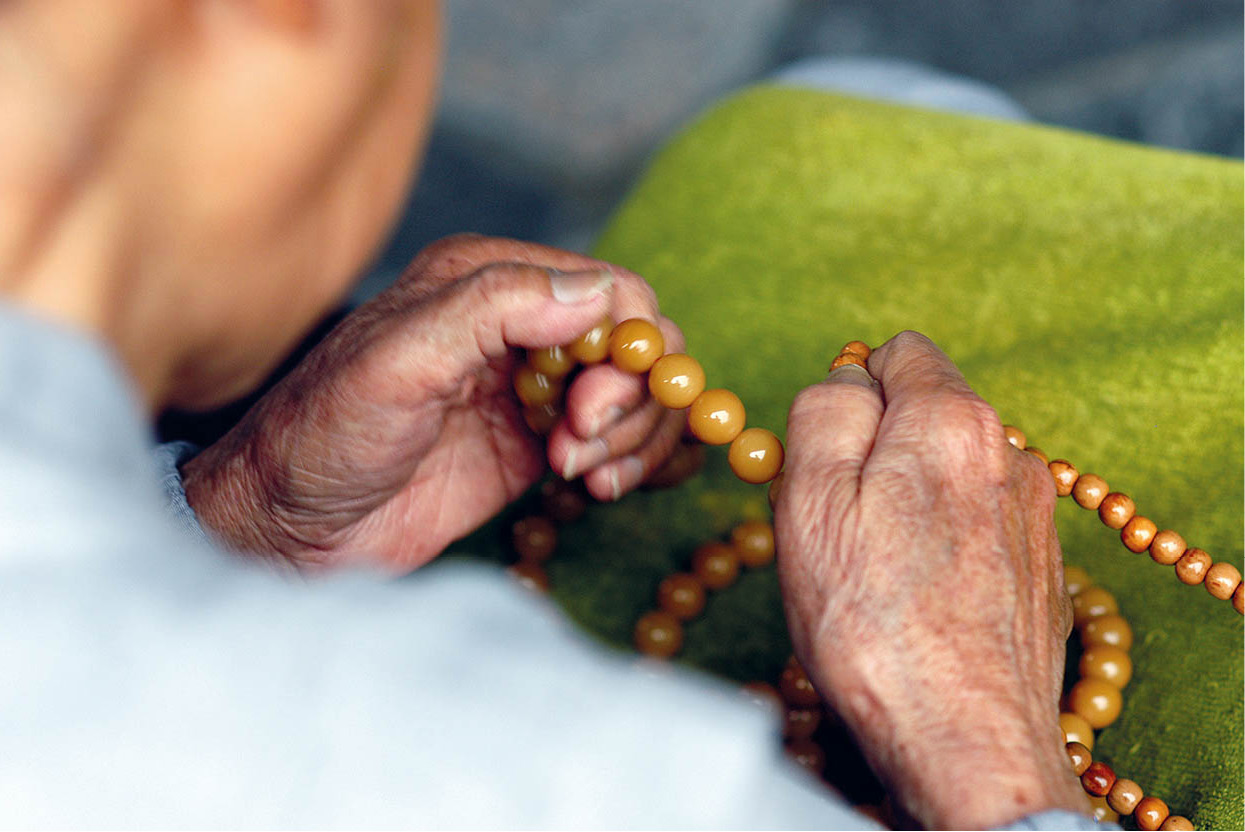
[1135,797,1170,831]
[1065,741,1092,775]
[647,353,705,409]
[731,521,776,567]
[1024,446,1049,466]
[1205,561,1242,601]
[1003,425,1027,450]
[508,562,549,592]
[1048,459,1079,496]
[1063,565,1093,598]
[1081,613,1133,650]
[1072,586,1118,627]
[566,315,614,364]
[634,610,683,658]
[524,403,561,435]
[691,542,740,590]
[830,351,867,371]
[728,428,785,484]
[608,318,665,373]
[1107,778,1144,815]
[528,345,576,378]
[513,365,562,408]
[1080,645,1133,689]
[687,389,746,445]
[779,657,821,707]
[1121,515,1158,553]
[644,441,705,489]
[842,340,872,359]
[1072,473,1110,510]
[657,573,706,620]
[1059,712,1095,750]
[1234,582,1244,615]
[512,515,557,562]
[1088,795,1119,823]
[768,471,785,510]
[1175,547,1212,585]
[784,738,825,776]
[1149,529,1187,565]
[1080,761,1116,797]
[1098,492,1136,530]
[1068,679,1123,729]
[1159,815,1194,830]
[540,479,587,524]
[783,707,822,740]
[740,681,783,712]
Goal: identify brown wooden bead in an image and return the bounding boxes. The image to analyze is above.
[540,479,587,524]
[784,738,825,775]
[687,389,746,445]
[768,471,785,510]
[647,353,706,409]
[1088,795,1119,823]
[1080,761,1116,797]
[731,520,776,567]
[1135,797,1170,830]
[523,403,561,436]
[1080,645,1133,689]
[656,573,706,620]
[783,707,822,740]
[1068,679,1123,729]
[1098,492,1136,529]
[1234,582,1244,615]
[634,610,683,658]
[513,365,563,408]
[508,562,549,592]
[1003,425,1027,450]
[740,681,783,712]
[1205,561,1242,600]
[512,515,557,562]
[1081,613,1133,650]
[566,315,614,364]
[528,345,576,378]
[1065,741,1092,775]
[1072,473,1109,510]
[830,351,867,371]
[1024,446,1049,466]
[1121,515,1158,553]
[1149,529,1188,565]
[1159,815,1194,830]
[842,340,872,359]
[608,318,665,373]
[779,656,821,707]
[1059,712,1095,750]
[1072,586,1118,627]
[1175,547,1212,585]
[643,441,705,489]
[1063,565,1093,598]
[691,542,740,590]
[1107,777,1144,815]
[1048,459,1079,496]
[728,428,785,484]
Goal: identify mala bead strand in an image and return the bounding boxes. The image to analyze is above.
[648,354,706,409]
[1204,561,1242,601]
[688,389,746,446]
[728,427,785,484]
[634,611,683,658]
[608,318,665,373]
[567,315,614,363]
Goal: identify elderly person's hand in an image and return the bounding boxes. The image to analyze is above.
[182,234,685,572]
[776,331,1088,829]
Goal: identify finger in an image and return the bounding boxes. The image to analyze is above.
[563,316,685,440]
[548,395,668,481]
[783,363,885,494]
[583,408,685,501]
[866,330,978,413]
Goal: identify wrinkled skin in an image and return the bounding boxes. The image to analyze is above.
[776,331,1086,829]
[184,235,685,572]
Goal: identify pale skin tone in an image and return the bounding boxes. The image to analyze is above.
[0,1,1086,827]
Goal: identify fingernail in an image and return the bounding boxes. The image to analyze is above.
[589,406,624,438]
[562,438,611,480]
[561,445,579,480]
[825,364,875,386]
[612,456,646,500]
[549,270,614,304]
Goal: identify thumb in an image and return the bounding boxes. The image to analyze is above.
[432,264,615,361]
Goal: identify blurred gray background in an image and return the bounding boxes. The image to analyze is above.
[360,0,1243,297]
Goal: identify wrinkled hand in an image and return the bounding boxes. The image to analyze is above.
[776,331,1086,829]
[183,235,686,572]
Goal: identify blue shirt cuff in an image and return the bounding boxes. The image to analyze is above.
[151,440,213,548]
[1002,808,1120,830]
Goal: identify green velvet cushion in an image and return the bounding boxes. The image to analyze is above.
[459,87,1244,827]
